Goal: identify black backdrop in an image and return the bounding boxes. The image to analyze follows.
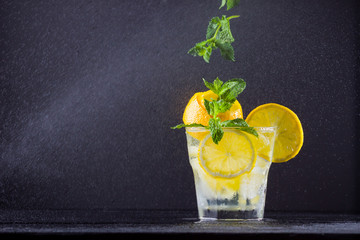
[1,0,359,213]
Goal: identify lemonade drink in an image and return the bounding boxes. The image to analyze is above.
[186,127,276,220]
[172,77,303,221]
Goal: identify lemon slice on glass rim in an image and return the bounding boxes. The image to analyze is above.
[198,129,257,178]
[246,103,304,163]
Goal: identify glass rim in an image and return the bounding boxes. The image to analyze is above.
[185,126,277,132]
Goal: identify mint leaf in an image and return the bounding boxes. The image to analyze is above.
[171,123,207,129]
[209,118,224,144]
[221,119,259,137]
[214,99,232,114]
[215,40,235,61]
[219,0,241,10]
[221,118,248,127]
[219,0,227,9]
[238,127,258,137]
[188,41,214,63]
[218,78,246,103]
[213,77,223,92]
[206,17,221,40]
[188,41,207,56]
[188,46,200,56]
[203,77,223,94]
[203,99,212,116]
[203,78,214,92]
[226,0,241,10]
[218,16,236,43]
[204,99,232,117]
[203,46,213,63]
[203,78,244,116]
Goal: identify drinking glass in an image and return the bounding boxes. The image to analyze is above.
[185,127,277,220]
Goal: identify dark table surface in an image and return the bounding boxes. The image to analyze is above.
[0,210,359,239]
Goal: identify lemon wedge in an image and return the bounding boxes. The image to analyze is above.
[183,90,243,141]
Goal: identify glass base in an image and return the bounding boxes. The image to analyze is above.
[199,208,264,221]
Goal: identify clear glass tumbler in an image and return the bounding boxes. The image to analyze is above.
[185,127,276,221]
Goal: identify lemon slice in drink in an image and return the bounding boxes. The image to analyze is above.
[246,103,304,163]
[198,130,257,178]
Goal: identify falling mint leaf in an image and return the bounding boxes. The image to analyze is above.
[226,0,241,10]
[188,15,239,63]
[206,17,221,40]
[219,0,241,10]
[217,16,237,43]
[219,0,227,9]
[203,46,213,63]
[215,40,235,61]
[188,41,207,55]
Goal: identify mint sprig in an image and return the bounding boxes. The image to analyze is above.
[219,0,241,10]
[202,77,256,144]
[203,77,246,103]
[188,15,239,63]
[171,77,258,144]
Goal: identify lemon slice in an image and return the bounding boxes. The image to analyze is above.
[245,103,304,163]
[198,130,257,178]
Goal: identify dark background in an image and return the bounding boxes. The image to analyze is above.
[0,0,359,213]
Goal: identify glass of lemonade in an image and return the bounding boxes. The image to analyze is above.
[185,127,277,221]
